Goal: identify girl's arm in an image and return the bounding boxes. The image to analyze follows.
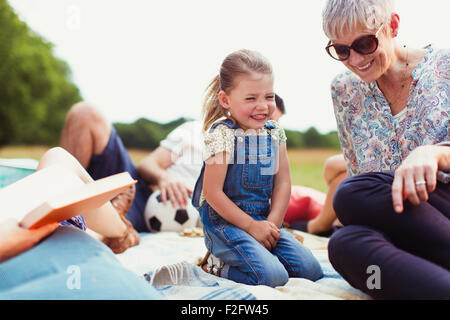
[267,143,291,228]
[203,152,280,250]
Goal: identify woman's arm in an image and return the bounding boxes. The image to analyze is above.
[267,143,291,228]
[203,152,280,250]
[392,144,450,213]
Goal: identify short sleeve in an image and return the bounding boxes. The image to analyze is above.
[159,122,189,156]
[160,121,204,157]
[266,120,287,145]
[204,124,235,157]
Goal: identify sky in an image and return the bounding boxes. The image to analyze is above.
[8,0,450,133]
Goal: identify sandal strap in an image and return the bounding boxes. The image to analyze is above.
[199,251,224,277]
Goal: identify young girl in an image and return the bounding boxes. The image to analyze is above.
[192,49,323,287]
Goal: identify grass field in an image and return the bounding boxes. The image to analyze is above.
[0,146,341,193]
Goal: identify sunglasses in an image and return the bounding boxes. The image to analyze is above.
[325,24,384,61]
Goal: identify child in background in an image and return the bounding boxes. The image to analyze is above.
[192,49,323,287]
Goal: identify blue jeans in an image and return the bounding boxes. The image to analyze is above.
[0,226,164,299]
[202,204,323,288]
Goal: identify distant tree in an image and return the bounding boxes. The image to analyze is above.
[300,127,340,149]
[323,131,341,149]
[0,0,81,145]
[285,129,305,149]
[303,127,323,148]
[114,117,192,150]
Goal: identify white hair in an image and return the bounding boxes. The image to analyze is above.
[322,0,395,40]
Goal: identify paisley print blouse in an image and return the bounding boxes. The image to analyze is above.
[331,45,449,177]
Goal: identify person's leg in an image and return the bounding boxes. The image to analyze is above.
[328,225,450,299]
[60,102,150,232]
[307,171,346,234]
[272,229,323,281]
[294,154,347,235]
[0,226,164,299]
[60,102,111,169]
[333,172,450,269]
[37,147,126,238]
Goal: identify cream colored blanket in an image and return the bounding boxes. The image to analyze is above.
[116,228,370,300]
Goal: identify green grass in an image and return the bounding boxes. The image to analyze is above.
[290,163,327,193]
[0,146,341,193]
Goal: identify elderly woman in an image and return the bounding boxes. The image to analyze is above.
[322,0,449,299]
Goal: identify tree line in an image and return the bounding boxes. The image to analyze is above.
[113,117,341,150]
[0,0,81,145]
[0,0,340,150]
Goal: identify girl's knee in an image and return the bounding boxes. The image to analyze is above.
[301,259,323,282]
[287,252,323,282]
[276,231,323,281]
[246,260,289,287]
[256,267,289,288]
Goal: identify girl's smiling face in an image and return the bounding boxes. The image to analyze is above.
[219,73,275,130]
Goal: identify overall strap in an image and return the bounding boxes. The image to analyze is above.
[192,120,236,210]
[209,119,239,131]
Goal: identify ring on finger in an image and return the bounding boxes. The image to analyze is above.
[415,180,426,185]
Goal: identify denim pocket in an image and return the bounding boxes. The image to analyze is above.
[242,154,274,189]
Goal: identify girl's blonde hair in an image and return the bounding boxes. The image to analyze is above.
[202,49,273,132]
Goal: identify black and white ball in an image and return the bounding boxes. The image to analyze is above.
[144,190,199,232]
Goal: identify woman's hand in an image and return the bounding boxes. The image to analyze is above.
[392,145,440,213]
[0,219,59,263]
[247,220,280,251]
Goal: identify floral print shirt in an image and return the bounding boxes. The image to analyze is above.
[204,119,287,158]
[331,45,449,177]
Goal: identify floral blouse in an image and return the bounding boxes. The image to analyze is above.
[331,45,449,177]
[204,120,287,158]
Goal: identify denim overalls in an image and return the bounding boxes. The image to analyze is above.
[192,120,323,287]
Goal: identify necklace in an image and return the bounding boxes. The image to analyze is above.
[385,45,410,108]
[401,45,409,88]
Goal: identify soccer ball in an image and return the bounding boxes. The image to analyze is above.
[143,190,200,232]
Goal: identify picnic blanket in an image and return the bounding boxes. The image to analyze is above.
[116,229,371,300]
[0,158,370,300]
